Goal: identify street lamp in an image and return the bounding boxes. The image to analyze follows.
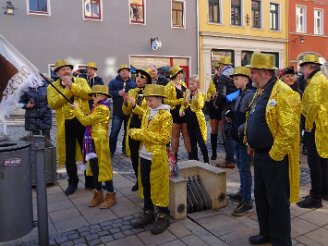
[294,35,305,44]
[3,1,15,15]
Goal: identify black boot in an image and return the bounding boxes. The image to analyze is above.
[151,213,170,234]
[211,134,218,160]
[132,210,155,228]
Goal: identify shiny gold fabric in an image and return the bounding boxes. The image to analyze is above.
[206,80,216,101]
[47,77,91,166]
[180,91,207,143]
[129,109,173,207]
[122,88,148,156]
[73,105,113,181]
[302,71,328,158]
[164,80,186,109]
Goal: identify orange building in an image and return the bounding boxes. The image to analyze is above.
[288,0,328,69]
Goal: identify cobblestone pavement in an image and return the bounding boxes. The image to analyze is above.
[1,118,324,246]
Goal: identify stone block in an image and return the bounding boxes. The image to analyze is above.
[169,176,187,220]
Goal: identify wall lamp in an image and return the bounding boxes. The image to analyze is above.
[294,35,305,44]
[150,37,162,51]
[3,1,15,15]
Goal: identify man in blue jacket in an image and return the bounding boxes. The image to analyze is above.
[108,64,136,156]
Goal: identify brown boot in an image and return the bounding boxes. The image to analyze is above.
[88,190,104,207]
[99,192,117,209]
[216,160,235,169]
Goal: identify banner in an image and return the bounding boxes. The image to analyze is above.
[0,33,43,126]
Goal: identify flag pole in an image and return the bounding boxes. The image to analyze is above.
[39,73,73,104]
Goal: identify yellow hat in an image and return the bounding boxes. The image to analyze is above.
[247,53,277,70]
[169,65,183,78]
[299,54,322,67]
[136,67,152,84]
[230,66,250,78]
[86,61,97,70]
[143,84,166,98]
[54,59,73,73]
[88,84,111,98]
[117,64,130,73]
[217,56,232,66]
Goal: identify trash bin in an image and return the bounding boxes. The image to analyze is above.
[0,140,33,242]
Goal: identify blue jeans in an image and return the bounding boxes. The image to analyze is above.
[234,141,252,203]
[224,119,235,162]
[109,114,127,154]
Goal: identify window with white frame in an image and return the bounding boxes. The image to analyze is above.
[296,6,306,33]
[231,0,241,26]
[83,0,101,20]
[270,3,279,30]
[251,0,261,28]
[209,0,221,24]
[172,0,185,28]
[27,0,49,15]
[314,9,323,35]
[130,0,145,24]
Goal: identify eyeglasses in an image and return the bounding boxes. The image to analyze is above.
[136,74,146,79]
[178,70,183,74]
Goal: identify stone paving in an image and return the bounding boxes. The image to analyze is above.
[1,118,328,246]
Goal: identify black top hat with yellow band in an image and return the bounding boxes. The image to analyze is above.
[230,66,250,78]
[217,56,232,66]
[88,84,111,98]
[143,84,166,98]
[299,54,322,67]
[135,67,152,84]
[246,53,277,70]
[54,59,74,73]
[117,64,130,73]
[169,65,183,78]
[86,61,97,70]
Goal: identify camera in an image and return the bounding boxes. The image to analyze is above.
[225,109,233,119]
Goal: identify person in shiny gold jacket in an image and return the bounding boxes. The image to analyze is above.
[47,60,91,195]
[71,85,116,209]
[122,68,151,192]
[180,75,209,163]
[164,65,192,160]
[129,84,173,235]
[245,53,301,246]
[297,54,328,209]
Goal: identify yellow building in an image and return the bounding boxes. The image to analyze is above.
[199,0,288,90]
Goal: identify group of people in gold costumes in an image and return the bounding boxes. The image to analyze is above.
[46,51,328,241]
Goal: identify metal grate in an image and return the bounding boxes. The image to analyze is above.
[186,175,211,213]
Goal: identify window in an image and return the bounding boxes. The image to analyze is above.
[231,0,241,26]
[296,6,306,33]
[83,0,101,20]
[211,49,234,74]
[172,1,185,28]
[209,0,221,24]
[270,3,279,30]
[314,9,323,35]
[130,0,145,24]
[28,0,49,14]
[241,51,253,66]
[251,0,261,28]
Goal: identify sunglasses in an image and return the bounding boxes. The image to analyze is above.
[178,70,183,74]
[136,74,146,79]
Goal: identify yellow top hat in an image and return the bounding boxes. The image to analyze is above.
[117,64,130,73]
[88,84,111,98]
[247,53,277,70]
[217,56,232,66]
[136,67,152,84]
[230,66,250,78]
[86,61,97,70]
[143,84,166,98]
[169,65,183,78]
[299,54,322,67]
[54,59,73,73]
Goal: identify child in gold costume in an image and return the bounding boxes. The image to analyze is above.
[129,84,173,234]
[71,85,116,209]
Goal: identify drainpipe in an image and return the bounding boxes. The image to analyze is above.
[196,0,200,75]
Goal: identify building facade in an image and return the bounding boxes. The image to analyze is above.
[199,0,287,90]
[0,0,198,83]
[288,0,328,69]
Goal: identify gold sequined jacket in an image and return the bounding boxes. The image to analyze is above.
[206,80,216,101]
[47,77,91,166]
[72,104,112,182]
[180,90,207,143]
[129,108,173,207]
[247,79,301,202]
[302,71,328,158]
[164,80,187,110]
[122,87,148,156]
